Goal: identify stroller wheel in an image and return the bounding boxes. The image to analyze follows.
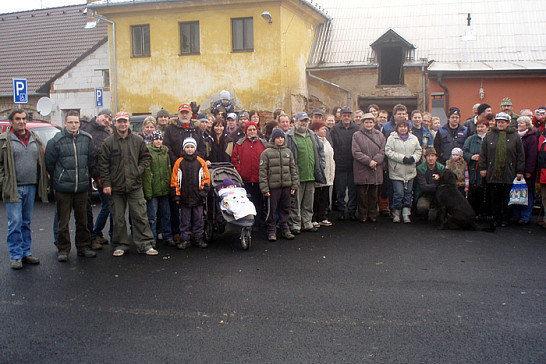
[204,220,213,243]
[240,228,251,251]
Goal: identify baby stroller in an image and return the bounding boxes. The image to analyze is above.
[204,162,254,250]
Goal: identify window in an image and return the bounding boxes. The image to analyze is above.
[378,46,404,85]
[179,21,200,55]
[132,24,150,57]
[232,17,253,52]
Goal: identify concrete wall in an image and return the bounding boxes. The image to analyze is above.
[50,42,111,126]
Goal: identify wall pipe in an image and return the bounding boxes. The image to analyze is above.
[91,11,117,113]
[436,73,449,115]
[307,71,351,108]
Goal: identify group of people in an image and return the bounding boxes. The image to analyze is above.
[2,91,545,269]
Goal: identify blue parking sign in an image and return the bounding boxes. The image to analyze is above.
[13,78,28,104]
[95,88,103,107]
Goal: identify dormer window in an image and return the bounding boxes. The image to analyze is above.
[371,29,415,86]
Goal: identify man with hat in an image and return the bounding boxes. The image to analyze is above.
[330,106,359,220]
[81,108,114,249]
[156,108,171,134]
[465,103,492,137]
[285,112,327,233]
[500,97,519,126]
[98,111,158,257]
[312,109,333,145]
[238,111,250,129]
[434,107,467,165]
[163,103,207,166]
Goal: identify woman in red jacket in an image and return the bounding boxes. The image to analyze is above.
[231,121,267,227]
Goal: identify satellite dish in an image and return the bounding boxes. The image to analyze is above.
[37,97,53,116]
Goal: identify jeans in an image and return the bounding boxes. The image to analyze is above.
[512,189,534,222]
[391,179,414,210]
[6,185,37,260]
[334,170,357,215]
[94,187,113,239]
[146,195,172,242]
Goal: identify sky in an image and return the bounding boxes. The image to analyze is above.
[0,0,85,14]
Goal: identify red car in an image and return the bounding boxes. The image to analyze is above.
[0,119,61,146]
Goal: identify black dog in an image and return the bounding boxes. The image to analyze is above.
[436,170,495,231]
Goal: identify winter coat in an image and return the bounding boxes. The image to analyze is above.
[285,128,327,185]
[415,161,445,201]
[211,99,235,114]
[537,135,546,184]
[315,136,335,187]
[170,153,210,207]
[45,128,94,194]
[142,144,171,199]
[259,145,298,194]
[205,134,230,163]
[463,133,486,188]
[385,132,422,182]
[163,120,206,166]
[0,128,48,203]
[352,127,386,185]
[80,117,112,178]
[330,121,359,172]
[231,137,267,183]
[478,126,525,184]
[98,129,152,193]
[520,127,538,189]
[464,116,478,138]
[434,124,467,164]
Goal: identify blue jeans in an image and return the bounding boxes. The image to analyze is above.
[146,195,172,242]
[391,179,414,210]
[94,188,113,239]
[6,185,36,260]
[334,170,357,215]
[512,189,534,222]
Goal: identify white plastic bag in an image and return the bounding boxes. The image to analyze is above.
[508,177,528,206]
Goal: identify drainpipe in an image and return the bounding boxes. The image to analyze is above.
[421,65,426,111]
[437,73,449,115]
[92,11,117,113]
[307,71,351,108]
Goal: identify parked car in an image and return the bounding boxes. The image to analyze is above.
[0,119,61,146]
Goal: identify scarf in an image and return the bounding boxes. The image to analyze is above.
[14,129,31,146]
[477,132,486,139]
[398,133,409,141]
[518,129,528,138]
[493,127,509,179]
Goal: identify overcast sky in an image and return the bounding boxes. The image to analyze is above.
[0,0,84,14]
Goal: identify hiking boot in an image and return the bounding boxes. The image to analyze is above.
[94,236,109,245]
[282,232,295,240]
[22,255,40,264]
[91,240,103,250]
[11,259,23,270]
[195,239,208,248]
[77,248,97,258]
[57,253,69,262]
[177,241,190,250]
[268,233,277,241]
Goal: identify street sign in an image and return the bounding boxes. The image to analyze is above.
[95,88,103,107]
[13,78,28,104]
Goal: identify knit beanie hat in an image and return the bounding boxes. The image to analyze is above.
[222,178,235,188]
[270,128,285,142]
[220,90,230,100]
[156,108,169,118]
[151,130,163,140]
[448,107,460,117]
[183,137,197,149]
[98,109,113,118]
[477,103,491,115]
[244,121,258,134]
[451,147,463,156]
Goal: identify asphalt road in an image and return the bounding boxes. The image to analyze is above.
[0,201,544,363]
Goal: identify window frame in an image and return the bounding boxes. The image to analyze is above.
[179,21,200,55]
[131,24,151,58]
[231,17,254,52]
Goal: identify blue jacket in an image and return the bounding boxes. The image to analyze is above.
[434,124,467,164]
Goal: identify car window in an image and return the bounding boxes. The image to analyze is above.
[31,126,61,145]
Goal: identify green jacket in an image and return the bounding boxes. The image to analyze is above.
[0,128,48,203]
[142,144,171,199]
[98,129,151,193]
[259,145,298,194]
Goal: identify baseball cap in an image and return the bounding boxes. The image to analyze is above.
[227,112,238,120]
[239,111,249,119]
[495,112,510,122]
[340,107,352,114]
[312,109,324,116]
[295,112,309,121]
[115,111,130,121]
[178,104,192,112]
[500,97,512,106]
[197,113,208,122]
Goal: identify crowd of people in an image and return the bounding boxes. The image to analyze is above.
[2,90,546,269]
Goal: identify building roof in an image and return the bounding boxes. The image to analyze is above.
[308,0,546,72]
[0,4,108,97]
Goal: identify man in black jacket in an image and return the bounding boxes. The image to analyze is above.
[45,111,96,262]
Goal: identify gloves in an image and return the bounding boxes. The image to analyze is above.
[402,156,415,165]
[190,101,200,115]
[199,183,210,198]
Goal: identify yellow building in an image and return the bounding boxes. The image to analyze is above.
[87,0,328,115]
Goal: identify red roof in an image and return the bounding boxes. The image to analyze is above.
[0,4,108,96]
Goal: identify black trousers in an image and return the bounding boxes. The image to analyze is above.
[313,186,330,222]
[488,183,512,224]
[244,182,265,226]
[267,187,291,234]
[56,191,91,253]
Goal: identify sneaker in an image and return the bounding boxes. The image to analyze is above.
[144,248,158,256]
[113,249,125,257]
[177,241,190,250]
[91,240,103,250]
[268,233,277,241]
[312,222,320,228]
[57,253,69,262]
[195,239,208,248]
[11,259,23,270]
[282,232,295,240]
[22,255,40,264]
[77,248,97,258]
[319,220,332,227]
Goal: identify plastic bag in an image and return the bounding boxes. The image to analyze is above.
[508,177,528,206]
